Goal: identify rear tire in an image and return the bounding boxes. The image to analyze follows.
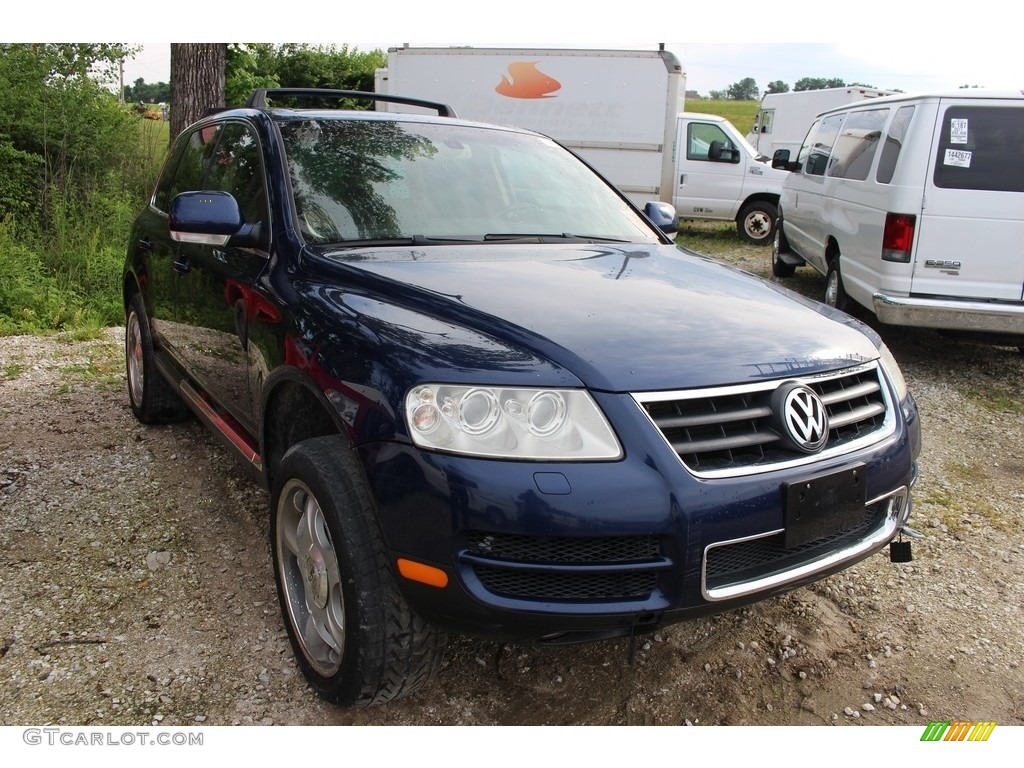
[824,257,849,312]
[771,219,796,278]
[125,292,189,424]
[271,436,447,707]
[737,201,778,245]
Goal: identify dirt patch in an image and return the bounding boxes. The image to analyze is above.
[1,320,1023,727]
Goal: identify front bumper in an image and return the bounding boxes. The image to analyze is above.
[358,390,920,642]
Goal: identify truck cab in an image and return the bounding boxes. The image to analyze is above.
[674,113,789,244]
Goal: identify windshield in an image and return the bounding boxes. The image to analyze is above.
[279,117,661,246]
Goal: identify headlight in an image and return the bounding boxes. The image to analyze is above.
[877,343,909,402]
[405,384,622,460]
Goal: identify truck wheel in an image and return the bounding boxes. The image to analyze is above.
[771,219,796,278]
[824,258,849,312]
[271,436,447,707]
[125,292,189,424]
[737,201,777,245]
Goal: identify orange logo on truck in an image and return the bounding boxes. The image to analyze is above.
[495,62,561,99]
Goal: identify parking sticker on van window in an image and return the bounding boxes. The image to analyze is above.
[950,118,969,144]
[944,148,972,168]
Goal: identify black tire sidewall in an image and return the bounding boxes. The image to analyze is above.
[270,436,441,707]
[825,259,849,312]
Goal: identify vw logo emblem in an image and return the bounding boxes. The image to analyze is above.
[778,385,829,453]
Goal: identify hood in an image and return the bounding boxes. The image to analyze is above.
[316,243,880,392]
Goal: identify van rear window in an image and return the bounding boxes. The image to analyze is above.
[933,105,1024,192]
[828,108,888,181]
[876,106,915,184]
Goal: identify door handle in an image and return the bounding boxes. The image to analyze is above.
[173,256,192,274]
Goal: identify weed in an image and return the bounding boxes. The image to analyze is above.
[2,358,28,380]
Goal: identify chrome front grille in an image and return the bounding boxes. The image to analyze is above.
[634,362,894,478]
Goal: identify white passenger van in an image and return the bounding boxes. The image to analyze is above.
[771,90,1024,343]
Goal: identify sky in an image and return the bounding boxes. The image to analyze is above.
[10,1,1022,96]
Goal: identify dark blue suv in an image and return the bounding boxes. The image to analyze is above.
[123,89,921,707]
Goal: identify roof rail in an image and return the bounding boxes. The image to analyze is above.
[245,88,457,118]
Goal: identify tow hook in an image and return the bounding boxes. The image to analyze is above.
[890,524,924,563]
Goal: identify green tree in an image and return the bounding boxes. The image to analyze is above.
[124,77,171,104]
[766,80,789,94]
[223,44,387,108]
[794,77,847,91]
[726,77,759,100]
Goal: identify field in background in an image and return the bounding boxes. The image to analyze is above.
[684,99,760,136]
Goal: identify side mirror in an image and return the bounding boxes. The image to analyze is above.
[644,201,679,235]
[169,191,260,246]
[772,149,800,172]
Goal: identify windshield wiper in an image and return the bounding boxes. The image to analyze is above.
[329,234,486,249]
[483,233,632,243]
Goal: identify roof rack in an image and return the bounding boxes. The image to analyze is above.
[244,88,457,118]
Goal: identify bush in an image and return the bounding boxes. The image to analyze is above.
[0,44,164,335]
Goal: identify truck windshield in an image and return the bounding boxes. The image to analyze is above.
[280,118,661,246]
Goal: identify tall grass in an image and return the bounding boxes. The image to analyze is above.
[684,99,760,135]
[0,118,167,337]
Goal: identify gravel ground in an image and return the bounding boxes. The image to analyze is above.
[1,252,1023,727]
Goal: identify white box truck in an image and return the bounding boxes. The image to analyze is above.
[747,87,897,159]
[377,45,789,244]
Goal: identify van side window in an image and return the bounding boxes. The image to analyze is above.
[686,122,735,162]
[876,106,915,184]
[795,118,820,171]
[828,108,888,181]
[933,106,1024,193]
[805,114,844,176]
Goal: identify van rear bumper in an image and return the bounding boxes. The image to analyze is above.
[873,293,1024,336]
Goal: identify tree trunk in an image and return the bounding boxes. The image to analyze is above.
[169,43,226,142]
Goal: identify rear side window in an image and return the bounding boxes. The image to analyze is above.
[933,105,1024,192]
[876,106,915,184]
[827,108,888,180]
[805,113,845,176]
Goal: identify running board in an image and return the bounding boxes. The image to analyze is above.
[179,380,263,474]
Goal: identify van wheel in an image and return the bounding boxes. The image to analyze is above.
[737,201,777,245]
[824,258,849,312]
[271,436,447,707]
[771,220,796,278]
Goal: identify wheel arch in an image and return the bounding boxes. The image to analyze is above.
[260,371,351,491]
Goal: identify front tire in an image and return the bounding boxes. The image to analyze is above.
[271,436,447,707]
[737,201,778,245]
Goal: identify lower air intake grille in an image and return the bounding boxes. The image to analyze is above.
[704,500,889,592]
[462,532,666,602]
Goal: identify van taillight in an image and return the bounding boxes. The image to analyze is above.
[882,213,916,263]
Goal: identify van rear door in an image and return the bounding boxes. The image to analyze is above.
[914,100,1024,301]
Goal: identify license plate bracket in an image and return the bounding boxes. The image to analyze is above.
[783,463,866,548]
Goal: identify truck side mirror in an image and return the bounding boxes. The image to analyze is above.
[772,149,799,172]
